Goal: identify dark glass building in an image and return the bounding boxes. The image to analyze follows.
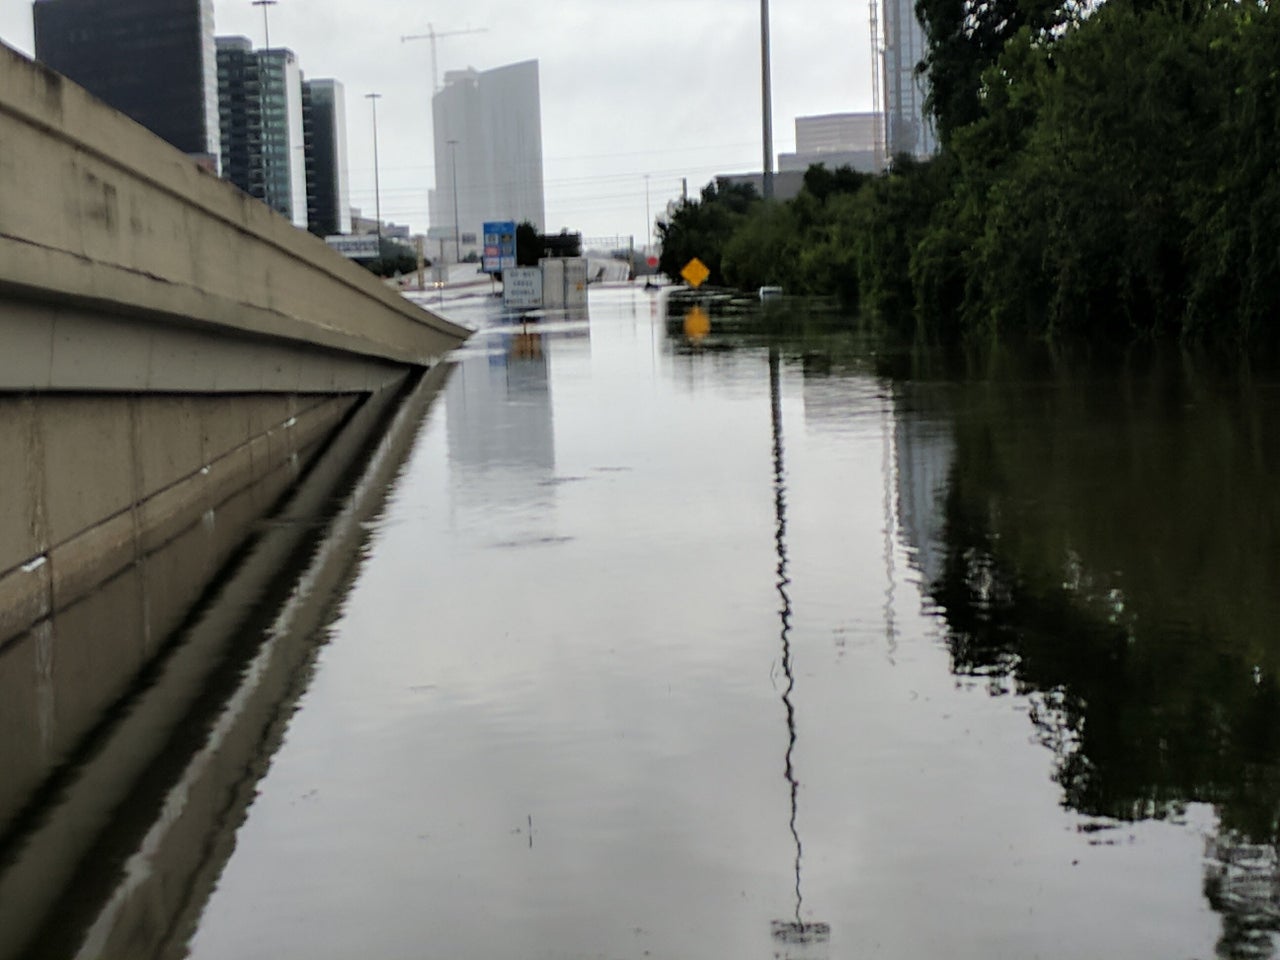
[302,79,351,237]
[32,0,219,162]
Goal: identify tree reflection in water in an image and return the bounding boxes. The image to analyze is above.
[913,351,1280,959]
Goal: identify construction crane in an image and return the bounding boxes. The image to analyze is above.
[400,24,490,94]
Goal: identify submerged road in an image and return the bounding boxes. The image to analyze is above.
[7,282,1272,960]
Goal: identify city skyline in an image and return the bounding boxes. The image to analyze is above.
[2,0,882,243]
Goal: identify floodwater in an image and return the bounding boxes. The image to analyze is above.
[6,285,1280,959]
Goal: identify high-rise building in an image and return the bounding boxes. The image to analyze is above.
[881,0,937,158]
[215,37,307,228]
[302,79,352,237]
[32,0,219,164]
[429,60,545,261]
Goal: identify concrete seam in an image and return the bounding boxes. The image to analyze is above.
[129,395,151,655]
[0,397,355,643]
[26,396,51,595]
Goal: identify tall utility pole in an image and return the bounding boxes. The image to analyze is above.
[870,0,886,170]
[760,0,774,200]
[400,24,489,94]
[252,0,276,50]
[644,174,651,254]
[447,139,461,263]
[252,0,278,213]
[367,93,384,258]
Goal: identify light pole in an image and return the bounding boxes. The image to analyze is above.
[447,138,461,263]
[644,174,652,255]
[252,0,278,212]
[760,0,775,200]
[252,0,277,49]
[366,93,383,264]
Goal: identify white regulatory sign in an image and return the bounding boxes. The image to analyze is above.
[324,234,380,259]
[503,267,543,309]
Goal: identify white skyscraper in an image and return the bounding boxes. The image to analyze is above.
[429,60,546,261]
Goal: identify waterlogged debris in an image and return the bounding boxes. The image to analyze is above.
[772,920,831,960]
[537,475,588,486]
[488,535,575,549]
[772,920,831,943]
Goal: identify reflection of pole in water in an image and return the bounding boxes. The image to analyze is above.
[881,388,898,664]
[772,348,801,922]
[769,347,831,956]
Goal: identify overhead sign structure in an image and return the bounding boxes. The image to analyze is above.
[482,220,517,274]
[681,257,710,289]
[325,234,380,259]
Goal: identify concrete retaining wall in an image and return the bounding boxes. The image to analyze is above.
[0,392,362,649]
[0,41,470,371]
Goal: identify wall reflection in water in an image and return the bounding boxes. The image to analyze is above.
[0,369,449,960]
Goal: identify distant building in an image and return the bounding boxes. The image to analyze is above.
[797,113,880,154]
[778,112,882,174]
[715,171,806,202]
[881,0,937,158]
[215,37,307,228]
[429,60,546,261]
[349,208,411,240]
[32,0,219,164]
[302,79,351,236]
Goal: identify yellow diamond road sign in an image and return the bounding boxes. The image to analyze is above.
[681,257,710,289]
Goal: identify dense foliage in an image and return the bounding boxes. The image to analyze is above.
[363,238,423,277]
[660,0,1280,342]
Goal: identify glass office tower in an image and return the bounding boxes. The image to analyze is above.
[302,79,352,237]
[33,0,219,163]
[216,37,307,228]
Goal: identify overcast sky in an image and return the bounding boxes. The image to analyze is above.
[0,1,876,244]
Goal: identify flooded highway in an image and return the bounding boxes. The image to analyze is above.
[5,284,1280,959]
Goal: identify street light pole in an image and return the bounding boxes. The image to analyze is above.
[447,138,461,263]
[366,93,383,264]
[760,0,775,200]
[252,1,278,213]
[644,174,651,255]
[252,0,276,50]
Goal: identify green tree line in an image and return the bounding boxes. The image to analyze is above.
[658,0,1280,342]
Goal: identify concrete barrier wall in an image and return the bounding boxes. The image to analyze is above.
[0,366,452,960]
[0,41,470,369]
[0,392,363,650]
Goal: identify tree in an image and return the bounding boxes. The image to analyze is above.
[915,0,1069,145]
[515,221,540,267]
[656,180,761,285]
